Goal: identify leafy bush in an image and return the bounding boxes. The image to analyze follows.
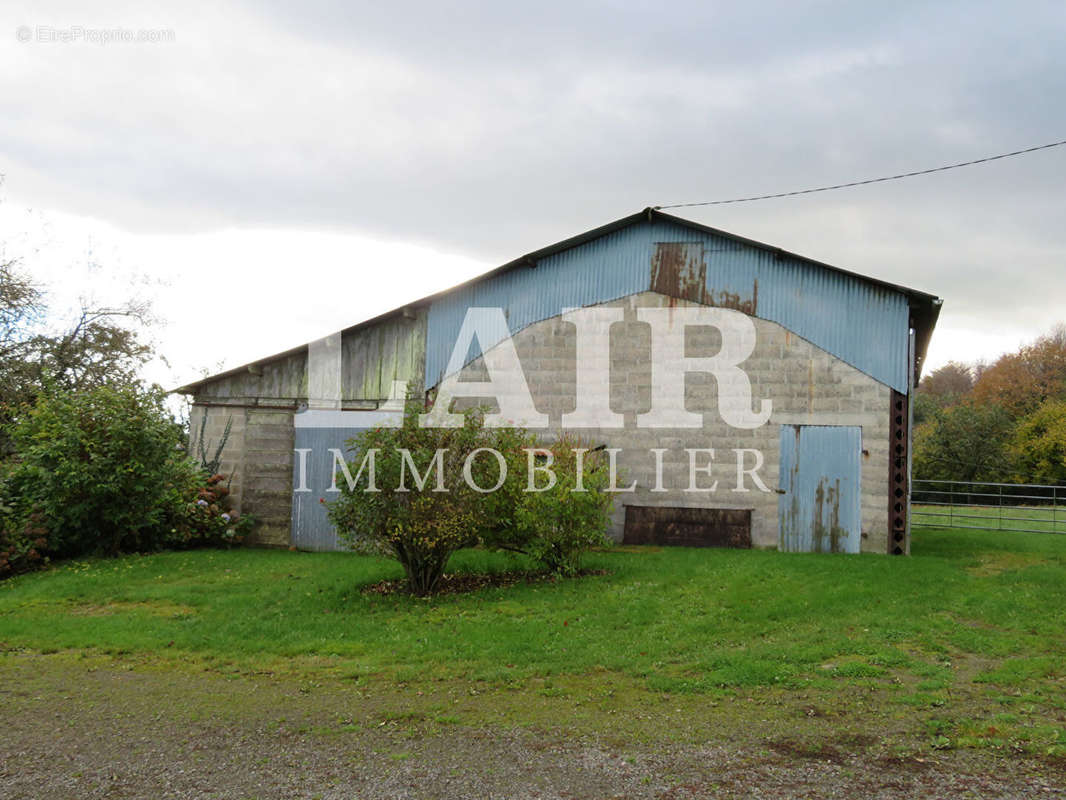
[328,404,495,595]
[0,505,50,579]
[3,383,251,563]
[5,383,186,556]
[328,403,614,594]
[484,435,613,576]
[913,401,1015,482]
[168,469,255,549]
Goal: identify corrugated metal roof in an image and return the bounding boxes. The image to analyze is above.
[425,217,917,394]
[177,209,941,395]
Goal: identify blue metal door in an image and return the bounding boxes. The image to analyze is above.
[291,409,401,551]
[779,425,862,553]
[291,423,366,551]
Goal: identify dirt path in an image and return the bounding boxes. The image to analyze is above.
[1,654,1062,799]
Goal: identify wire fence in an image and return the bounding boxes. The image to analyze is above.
[911,480,1066,534]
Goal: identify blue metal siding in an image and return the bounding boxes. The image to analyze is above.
[291,408,402,550]
[779,425,863,553]
[425,224,654,388]
[291,425,364,551]
[425,219,911,393]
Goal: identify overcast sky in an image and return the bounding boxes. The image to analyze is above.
[2,0,1064,388]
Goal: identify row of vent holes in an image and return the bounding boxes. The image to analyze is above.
[892,399,907,553]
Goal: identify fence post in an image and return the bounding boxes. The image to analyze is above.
[949,482,954,529]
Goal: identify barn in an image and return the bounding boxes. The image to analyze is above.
[178,208,942,555]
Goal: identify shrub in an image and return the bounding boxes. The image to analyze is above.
[328,403,495,595]
[453,426,614,575]
[517,437,613,575]
[167,468,255,549]
[4,383,249,561]
[0,504,50,579]
[328,403,615,593]
[1013,399,1066,483]
[448,421,614,577]
[5,383,186,556]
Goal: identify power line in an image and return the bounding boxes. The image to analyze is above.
[654,138,1066,210]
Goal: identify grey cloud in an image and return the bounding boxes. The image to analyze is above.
[2,0,1065,350]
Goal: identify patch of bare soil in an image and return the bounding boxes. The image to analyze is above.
[361,568,609,597]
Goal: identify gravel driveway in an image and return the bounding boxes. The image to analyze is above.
[1,653,1062,799]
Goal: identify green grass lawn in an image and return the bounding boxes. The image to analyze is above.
[1,527,1064,689]
[2,527,1065,755]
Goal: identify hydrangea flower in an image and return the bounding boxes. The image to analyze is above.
[197,499,209,507]
[221,513,231,522]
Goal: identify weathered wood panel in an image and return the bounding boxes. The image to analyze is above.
[342,311,426,400]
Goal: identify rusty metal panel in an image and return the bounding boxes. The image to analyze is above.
[690,222,909,392]
[425,223,652,387]
[651,242,706,301]
[779,425,862,553]
[623,506,752,548]
[425,218,911,393]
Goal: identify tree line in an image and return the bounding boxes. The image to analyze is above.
[914,325,1066,485]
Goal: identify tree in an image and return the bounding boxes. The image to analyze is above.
[0,260,152,452]
[328,405,615,594]
[1013,399,1066,484]
[918,361,973,405]
[915,361,974,425]
[30,304,153,391]
[972,326,1066,418]
[912,391,941,428]
[912,401,1015,482]
[0,260,45,426]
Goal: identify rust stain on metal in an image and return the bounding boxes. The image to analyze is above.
[812,477,844,553]
[623,506,752,548]
[651,243,758,315]
[651,242,705,302]
[701,278,759,315]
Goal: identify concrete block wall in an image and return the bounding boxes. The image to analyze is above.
[242,409,295,547]
[188,404,246,513]
[455,291,893,553]
[189,403,294,547]
[190,290,896,553]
